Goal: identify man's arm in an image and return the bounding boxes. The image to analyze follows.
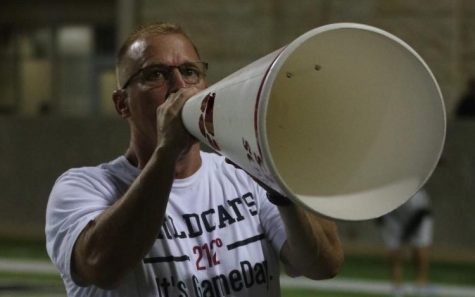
[278,204,344,280]
[72,89,196,289]
[72,146,179,288]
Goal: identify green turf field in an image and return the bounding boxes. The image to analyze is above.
[0,238,474,296]
[282,288,440,297]
[283,289,384,296]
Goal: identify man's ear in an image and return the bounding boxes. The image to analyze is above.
[112,89,130,118]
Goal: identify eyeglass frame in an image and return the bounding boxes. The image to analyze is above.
[120,61,208,89]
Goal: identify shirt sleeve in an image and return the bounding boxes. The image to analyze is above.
[45,170,114,284]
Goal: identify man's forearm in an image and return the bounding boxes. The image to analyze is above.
[279,205,344,280]
[72,146,179,288]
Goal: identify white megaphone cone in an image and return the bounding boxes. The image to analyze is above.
[182,23,446,221]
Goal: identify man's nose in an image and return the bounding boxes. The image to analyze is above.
[167,68,187,93]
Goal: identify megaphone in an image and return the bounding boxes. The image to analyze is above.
[182,23,446,221]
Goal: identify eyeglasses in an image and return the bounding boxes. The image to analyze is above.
[121,61,208,89]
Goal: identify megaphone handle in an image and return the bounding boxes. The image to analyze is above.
[224,158,292,207]
[266,192,292,207]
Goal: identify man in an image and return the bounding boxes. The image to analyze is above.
[380,188,433,296]
[46,22,343,297]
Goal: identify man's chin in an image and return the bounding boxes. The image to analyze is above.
[178,138,200,160]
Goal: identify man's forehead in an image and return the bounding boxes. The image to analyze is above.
[117,33,197,85]
[127,38,148,61]
[126,34,196,61]
[124,36,165,69]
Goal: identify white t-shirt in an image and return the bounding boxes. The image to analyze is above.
[46,152,287,297]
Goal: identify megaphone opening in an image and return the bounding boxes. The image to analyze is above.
[182,23,445,221]
[262,25,445,220]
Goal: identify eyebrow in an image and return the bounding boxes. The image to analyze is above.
[147,61,197,67]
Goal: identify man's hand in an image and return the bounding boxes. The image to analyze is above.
[156,87,199,155]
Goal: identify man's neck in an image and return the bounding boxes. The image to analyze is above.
[173,145,202,179]
[124,143,202,179]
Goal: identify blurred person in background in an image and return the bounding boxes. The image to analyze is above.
[379,188,434,296]
[45,22,343,297]
[456,77,475,118]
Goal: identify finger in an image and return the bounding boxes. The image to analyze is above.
[165,89,183,103]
